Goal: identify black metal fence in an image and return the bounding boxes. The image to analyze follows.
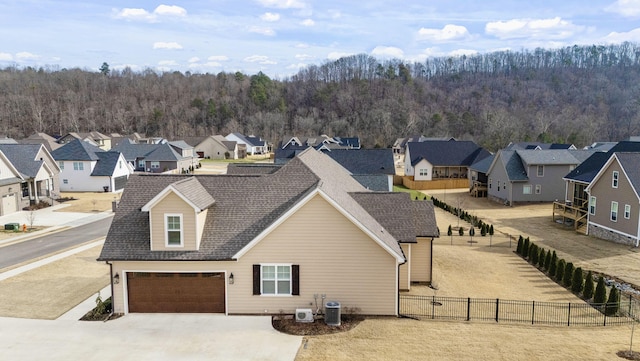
[400,294,639,326]
[435,233,514,248]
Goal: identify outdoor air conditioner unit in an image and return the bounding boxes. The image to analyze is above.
[295,308,314,323]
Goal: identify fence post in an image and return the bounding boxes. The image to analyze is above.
[567,303,571,326]
[495,299,500,323]
[604,307,607,326]
[629,294,633,318]
[467,297,471,321]
[531,301,535,325]
[432,295,435,320]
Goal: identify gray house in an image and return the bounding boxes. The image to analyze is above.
[487,149,595,205]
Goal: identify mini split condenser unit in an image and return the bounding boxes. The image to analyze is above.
[295,308,314,322]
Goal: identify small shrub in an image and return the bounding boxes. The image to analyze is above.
[447,225,452,236]
[458,227,464,236]
[469,227,475,237]
[572,267,584,294]
[523,237,530,258]
[594,276,607,304]
[563,262,574,288]
[605,287,620,316]
[549,257,557,277]
[480,224,487,236]
[538,248,546,268]
[583,271,594,300]
[544,250,552,271]
[555,259,566,282]
[489,225,494,236]
[529,244,538,264]
[516,236,523,255]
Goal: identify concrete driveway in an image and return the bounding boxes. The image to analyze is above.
[0,314,302,360]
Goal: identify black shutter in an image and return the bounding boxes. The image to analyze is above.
[292,264,300,296]
[253,264,261,295]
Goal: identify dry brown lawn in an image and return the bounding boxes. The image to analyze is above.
[296,189,640,361]
[58,191,119,212]
[0,244,109,319]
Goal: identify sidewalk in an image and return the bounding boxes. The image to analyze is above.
[0,203,113,246]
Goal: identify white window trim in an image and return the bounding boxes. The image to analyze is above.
[537,165,544,177]
[625,204,631,219]
[589,196,596,215]
[419,168,428,176]
[612,171,619,188]
[260,264,292,296]
[523,185,532,194]
[73,161,84,171]
[611,201,618,222]
[151,161,160,169]
[58,161,64,170]
[535,184,541,194]
[165,213,183,247]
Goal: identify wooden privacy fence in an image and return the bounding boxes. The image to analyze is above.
[399,294,638,327]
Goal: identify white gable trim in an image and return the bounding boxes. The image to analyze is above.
[586,153,640,202]
[141,185,202,212]
[0,149,24,180]
[233,188,405,263]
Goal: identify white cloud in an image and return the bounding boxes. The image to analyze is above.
[287,63,307,69]
[327,51,354,60]
[485,17,581,40]
[604,27,640,42]
[114,5,187,22]
[154,5,187,17]
[605,0,640,17]
[249,26,276,36]
[295,54,313,60]
[16,52,40,60]
[300,19,315,26]
[418,24,470,42]
[114,8,154,21]
[371,46,404,59]
[188,57,200,63]
[244,55,277,64]
[202,62,223,67]
[255,0,306,9]
[0,53,13,61]
[153,42,183,50]
[261,12,280,22]
[158,60,178,66]
[112,64,142,71]
[296,43,309,48]
[208,55,229,61]
[328,10,341,19]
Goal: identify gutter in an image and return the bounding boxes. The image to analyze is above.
[105,261,115,321]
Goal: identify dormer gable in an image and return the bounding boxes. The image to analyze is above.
[141,177,215,251]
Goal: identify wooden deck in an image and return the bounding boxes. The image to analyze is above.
[469,181,487,198]
[552,201,588,234]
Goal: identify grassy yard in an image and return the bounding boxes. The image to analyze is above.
[393,185,428,201]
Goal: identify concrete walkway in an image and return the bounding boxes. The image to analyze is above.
[0,204,303,361]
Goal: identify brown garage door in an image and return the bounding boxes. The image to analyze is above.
[127,272,225,313]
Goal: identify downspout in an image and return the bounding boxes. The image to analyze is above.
[429,237,434,285]
[106,261,115,319]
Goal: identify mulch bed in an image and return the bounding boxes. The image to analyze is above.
[272,314,364,335]
[618,350,640,360]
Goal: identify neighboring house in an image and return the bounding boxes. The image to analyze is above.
[226,133,266,155]
[51,139,131,192]
[98,148,439,316]
[487,149,594,205]
[112,139,195,174]
[0,144,60,209]
[323,149,395,191]
[0,149,27,216]
[404,140,491,181]
[275,135,361,164]
[504,142,577,150]
[585,152,640,246]
[468,154,494,197]
[557,141,640,234]
[58,131,112,150]
[189,135,238,160]
[19,133,62,152]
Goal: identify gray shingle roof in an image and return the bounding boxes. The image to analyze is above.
[615,153,640,196]
[91,152,122,176]
[515,149,590,166]
[0,144,45,178]
[50,139,103,161]
[226,163,281,175]
[99,148,434,263]
[323,149,395,175]
[171,177,215,211]
[498,150,528,181]
[408,140,491,167]
[469,154,495,173]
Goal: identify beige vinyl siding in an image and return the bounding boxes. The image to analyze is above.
[196,209,208,249]
[590,161,639,236]
[149,192,197,250]
[399,244,411,291]
[233,194,398,316]
[410,238,432,283]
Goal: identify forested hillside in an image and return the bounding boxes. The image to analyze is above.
[2,43,640,151]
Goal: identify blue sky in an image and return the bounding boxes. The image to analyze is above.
[1,0,640,77]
